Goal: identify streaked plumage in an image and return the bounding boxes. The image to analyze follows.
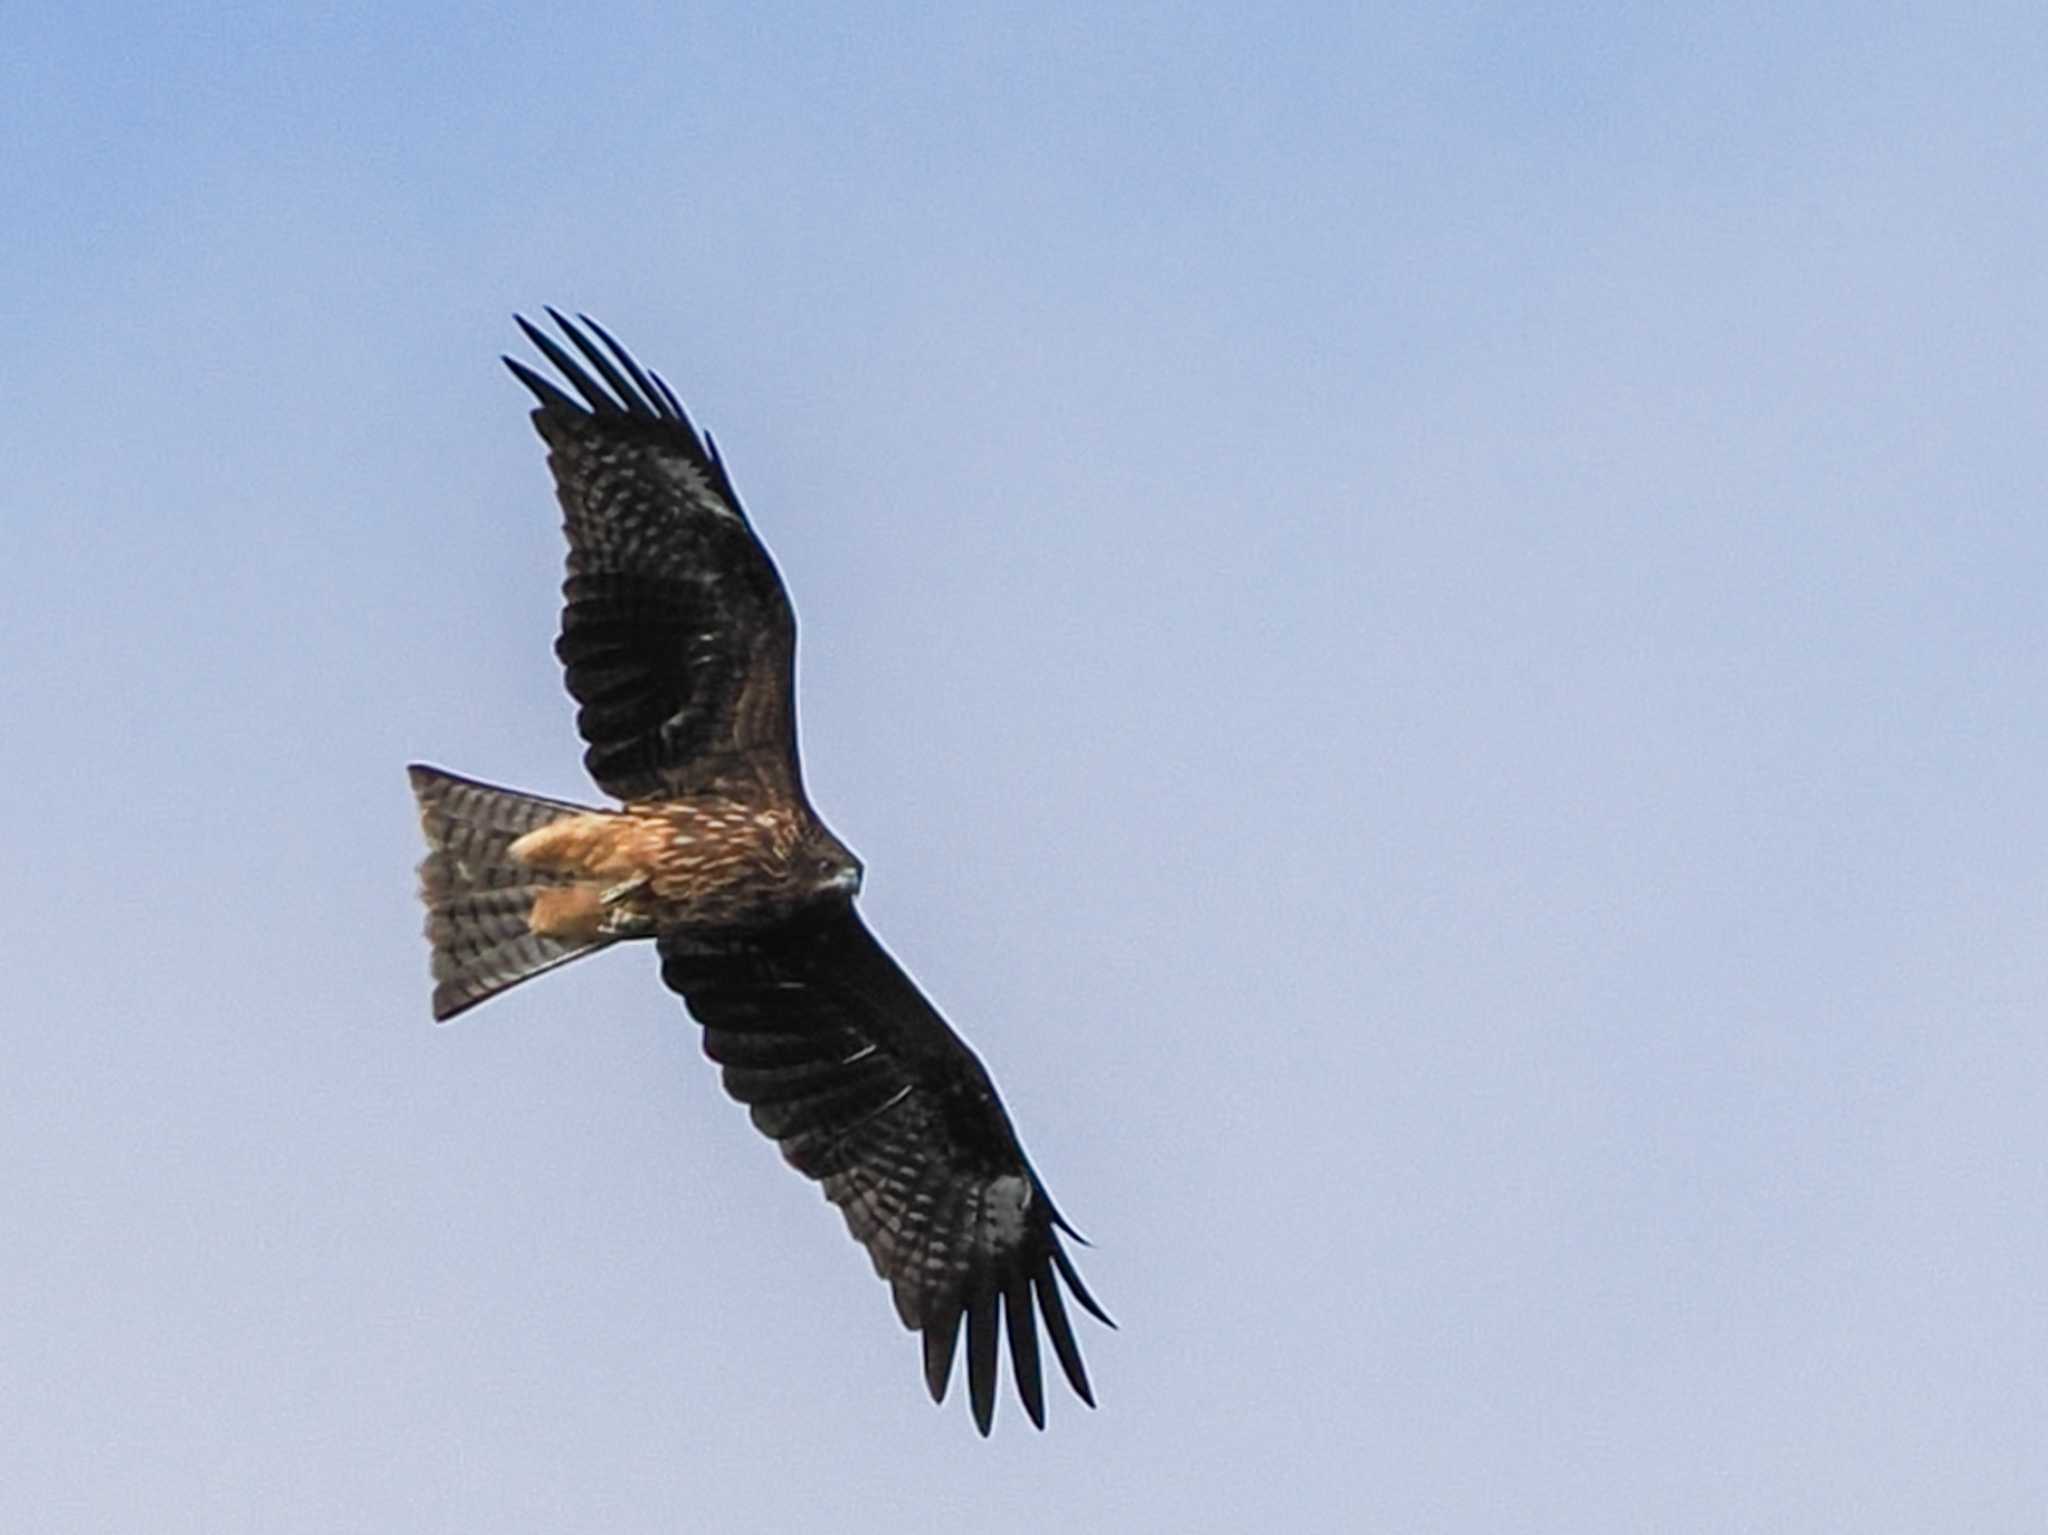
[408,311,1110,1433]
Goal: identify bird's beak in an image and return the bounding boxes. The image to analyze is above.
[832,866,864,897]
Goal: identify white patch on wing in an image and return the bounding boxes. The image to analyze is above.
[653,450,741,520]
[978,1174,1033,1255]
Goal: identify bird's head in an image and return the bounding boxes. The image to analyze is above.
[804,830,864,902]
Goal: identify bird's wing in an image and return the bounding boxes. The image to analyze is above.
[506,311,799,803]
[659,904,1112,1435]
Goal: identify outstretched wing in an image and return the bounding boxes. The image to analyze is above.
[659,904,1113,1435]
[505,311,799,803]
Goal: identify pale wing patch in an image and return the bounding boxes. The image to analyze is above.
[652,448,741,522]
[977,1174,1034,1255]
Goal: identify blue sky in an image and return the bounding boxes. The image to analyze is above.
[5,4,2046,1529]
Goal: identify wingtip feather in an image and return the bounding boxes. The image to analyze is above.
[966,1288,999,1436]
[1034,1266,1096,1409]
[577,312,681,426]
[1051,1240,1115,1330]
[1003,1274,1047,1430]
[922,1313,960,1406]
[548,308,659,419]
[502,355,578,413]
[515,317,621,415]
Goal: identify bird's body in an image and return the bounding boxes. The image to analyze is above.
[508,792,852,937]
[407,312,1108,1434]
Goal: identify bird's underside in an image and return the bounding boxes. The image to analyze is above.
[505,792,849,938]
[407,310,1109,1434]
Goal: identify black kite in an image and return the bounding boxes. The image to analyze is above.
[407,313,1110,1434]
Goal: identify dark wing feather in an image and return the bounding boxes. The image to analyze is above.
[659,903,1111,1435]
[506,313,798,802]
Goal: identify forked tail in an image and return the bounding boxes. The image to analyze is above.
[407,765,612,1021]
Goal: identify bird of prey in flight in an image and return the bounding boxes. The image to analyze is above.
[407,312,1110,1434]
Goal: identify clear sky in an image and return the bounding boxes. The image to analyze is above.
[5,4,2046,1530]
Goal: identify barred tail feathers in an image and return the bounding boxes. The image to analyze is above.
[407,765,611,1021]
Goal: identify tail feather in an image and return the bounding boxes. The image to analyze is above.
[408,765,612,1021]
